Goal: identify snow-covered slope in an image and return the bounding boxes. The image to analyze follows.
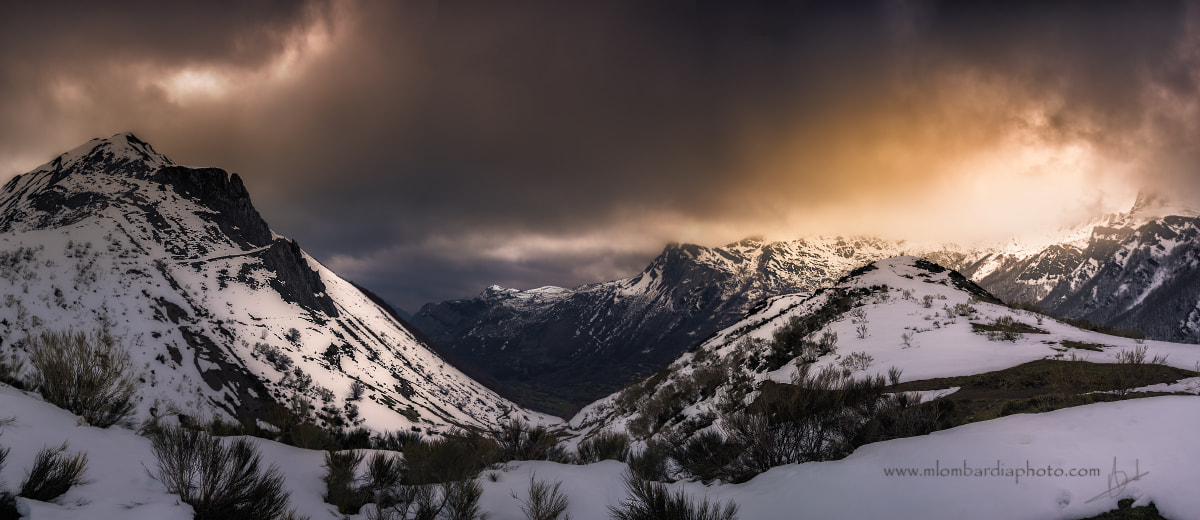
[570,256,1200,444]
[411,237,911,413]
[6,381,1199,520]
[0,133,550,433]
[4,257,1200,519]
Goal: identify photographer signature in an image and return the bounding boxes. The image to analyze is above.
[1084,457,1148,504]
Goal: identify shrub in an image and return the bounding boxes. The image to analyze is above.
[609,471,738,520]
[19,442,87,502]
[372,430,423,452]
[0,352,26,389]
[0,492,14,520]
[719,365,887,482]
[513,474,570,520]
[363,452,403,507]
[28,330,138,427]
[1,434,16,519]
[839,351,874,371]
[323,450,365,514]
[379,478,484,520]
[404,431,498,484]
[493,420,567,463]
[673,430,740,484]
[149,425,293,520]
[349,380,366,401]
[949,303,976,317]
[628,440,672,482]
[253,343,293,372]
[576,430,630,464]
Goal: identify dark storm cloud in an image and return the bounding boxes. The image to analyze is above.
[1,0,1198,310]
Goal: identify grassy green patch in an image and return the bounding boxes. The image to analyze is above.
[1060,340,1110,352]
[892,359,1197,426]
[1077,498,1169,520]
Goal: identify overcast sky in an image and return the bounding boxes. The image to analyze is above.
[2,1,1198,311]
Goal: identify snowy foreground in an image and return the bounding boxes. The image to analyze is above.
[3,384,1199,519]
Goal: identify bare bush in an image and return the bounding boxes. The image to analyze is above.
[673,430,740,484]
[513,474,570,520]
[840,351,874,372]
[404,432,498,484]
[349,380,366,401]
[609,471,738,520]
[149,426,293,520]
[493,420,567,463]
[253,343,294,372]
[323,450,365,514]
[19,442,87,502]
[28,330,138,428]
[576,430,630,464]
[0,434,13,518]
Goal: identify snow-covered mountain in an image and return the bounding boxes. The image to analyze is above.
[413,192,1200,415]
[951,192,1200,343]
[569,256,1200,448]
[0,133,549,433]
[410,237,910,414]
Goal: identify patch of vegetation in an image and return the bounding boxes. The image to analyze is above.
[513,474,571,520]
[609,471,738,520]
[0,435,15,519]
[892,359,1196,427]
[947,270,1004,305]
[18,442,88,502]
[672,429,741,484]
[973,315,1041,333]
[1060,340,1109,352]
[28,330,138,428]
[323,450,365,514]
[0,352,26,390]
[1077,498,1168,520]
[758,287,876,371]
[253,343,294,372]
[628,440,673,482]
[148,425,296,520]
[493,420,569,463]
[971,316,1049,340]
[403,431,499,484]
[837,262,878,283]
[912,258,947,274]
[576,430,631,464]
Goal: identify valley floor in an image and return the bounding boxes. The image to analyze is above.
[2,384,1198,519]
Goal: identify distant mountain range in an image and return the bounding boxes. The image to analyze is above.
[413,194,1200,415]
[410,237,913,414]
[0,133,548,432]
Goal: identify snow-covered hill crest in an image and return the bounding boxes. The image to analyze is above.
[569,256,1200,447]
[410,236,911,414]
[0,133,549,433]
